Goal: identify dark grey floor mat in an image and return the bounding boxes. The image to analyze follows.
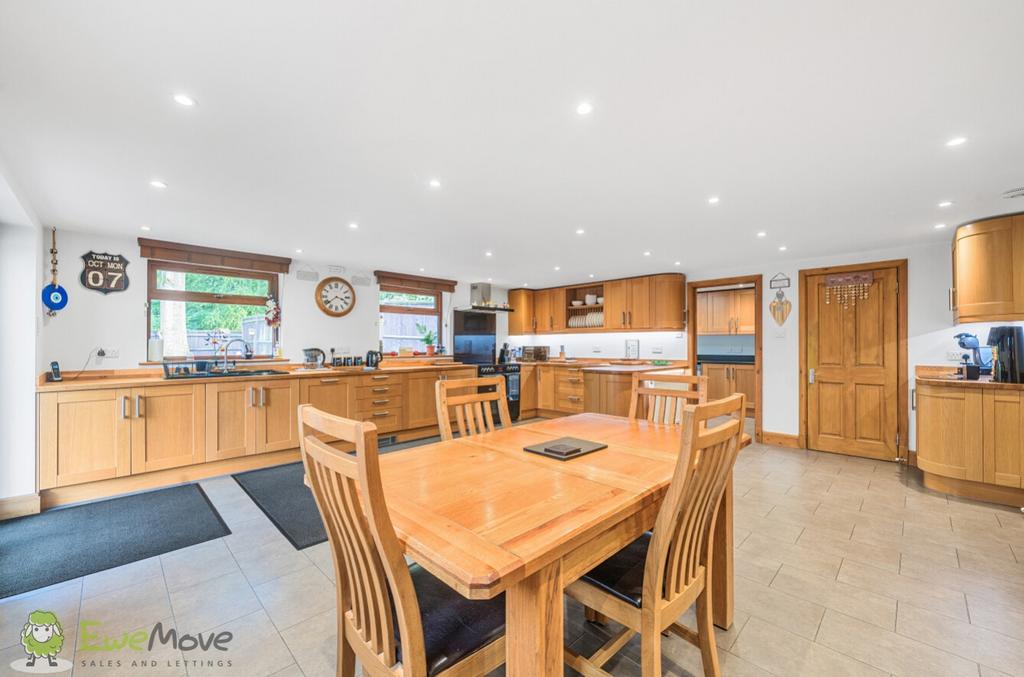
[0,484,230,599]
[232,462,325,549]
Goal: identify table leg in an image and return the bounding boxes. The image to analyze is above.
[506,559,563,676]
[712,475,734,630]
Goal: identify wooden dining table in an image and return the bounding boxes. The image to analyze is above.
[378,413,750,676]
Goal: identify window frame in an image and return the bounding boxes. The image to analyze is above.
[378,285,442,351]
[146,260,279,359]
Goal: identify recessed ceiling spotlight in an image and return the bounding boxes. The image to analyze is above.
[779,245,788,251]
[576,101,594,116]
[419,267,425,271]
[295,248,303,254]
[140,225,151,231]
[554,266,561,271]
[589,273,595,278]
[946,136,967,147]
[348,222,358,229]
[643,251,651,256]
[485,251,493,257]
[487,278,492,282]
[149,179,167,189]
[708,196,720,205]
[938,201,953,208]
[173,93,196,107]
[674,261,681,266]
[523,282,529,286]
[756,231,767,238]
[575,228,585,235]
[428,178,441,189]
[934,223,947,229]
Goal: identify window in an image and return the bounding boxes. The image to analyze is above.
[379,287,441,353]
[148,261,278,358]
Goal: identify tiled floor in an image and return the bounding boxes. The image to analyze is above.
[4,434,1024,676]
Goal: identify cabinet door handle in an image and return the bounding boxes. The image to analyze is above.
[121,395,129,419]
[372,399,390,405]
[371,375,388,381]
[621,311,626,326]
[372,411,390,417]
[372,387,389,393]
[135,395,144,418]
[628,311,632,326]
[259,387,266,407]
[249,387,256,407]
[320,377,340,383]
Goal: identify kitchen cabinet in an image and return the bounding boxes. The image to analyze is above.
[952,214,1024,323]
[300,376,353,418]
[703,364,732,401]
[605,277,650,330]
[650,273,685,330]
[130,384,206,473]
[519,364,538,412]
[205,378,299,459]
[916,384,984,482]
[697,289,755,335]
[508,289,534,335]
[405,372,438,429]
[554,365,585,413]
[583,372,633,417]
[534,289,552,333]
[258,379,301,452]
[733,364,756,414]
[701,363,755,415]
[38,388,132,489]
[983,390,1023,487]
[537,365,555,410]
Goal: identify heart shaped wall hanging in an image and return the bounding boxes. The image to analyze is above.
[769,289,792,326]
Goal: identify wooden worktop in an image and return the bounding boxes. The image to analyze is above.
[36,362,474,393]
[915,364,1024,391]
[580,364,680,374]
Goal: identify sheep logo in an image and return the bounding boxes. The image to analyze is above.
[10,610,72,674]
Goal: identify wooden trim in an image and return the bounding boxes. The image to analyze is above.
[374,270,457,293]
[509,271,684,293]
[138,238,291,273]
[921,471,1024,508]
[761,431,801,449]
[0,493,41,521]
[687,274,764,444]
[798,259,909,459]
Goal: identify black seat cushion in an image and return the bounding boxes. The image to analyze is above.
[397,563,506,676]
[580,532,651,608]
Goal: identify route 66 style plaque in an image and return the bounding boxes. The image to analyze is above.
[80,251,130,294]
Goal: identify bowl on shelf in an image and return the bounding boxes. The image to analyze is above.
[585,294,598,305]
[596,296,604,304]
[571,300,584,306]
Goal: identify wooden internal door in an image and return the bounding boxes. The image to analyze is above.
[130,384,205,473]
[806,266,899,460]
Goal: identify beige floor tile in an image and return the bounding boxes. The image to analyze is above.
[303,541,337,582]
[899,554,1024,607]
[796,526,902,572]
[731,616,886,677]
[222,515,292,554]
[82,556,163,600]
[168,571,261,633]
[957,548,1024,583]
[232,539,316,587]
[738,532,844,579]
[816,609,979,677]
[675,607,751,651]
[967,595,1024,642]
[78,578,171,640]
[836,560,968,621]
[733,574,825,639]
[160,539,239,592]
[254,566,336,632]
[280,606,337,677]
[73,616,186,677]
[0,579,82,651]
[734,513,804,544]
[849,528,961,568]
[770,565,896,630]
[897,603,1024,676]
[269,664,308,677]
[186,609,296,677]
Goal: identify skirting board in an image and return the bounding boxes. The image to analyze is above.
[0,493,41,521]
[761,431,801,449]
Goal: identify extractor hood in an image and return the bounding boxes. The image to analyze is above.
[458,282,513,312]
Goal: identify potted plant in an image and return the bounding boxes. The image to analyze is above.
[416,322,437,356]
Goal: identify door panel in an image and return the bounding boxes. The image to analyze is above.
[807,266,899,460]
[258,379,301,452]
[131,385,205,473]
[604,280,629,329]
[984,391,1023,488]
[916,385,983,481]
[405,373,440,429]
[533,290,551,333]
[206,381,257,460]
[628,277,651,329]
[732,365,756,415]
[39,389,132,488]
[703,364,731,401]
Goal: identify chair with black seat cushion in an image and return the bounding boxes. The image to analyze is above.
[564,393,746,677]
[299,404,506,677]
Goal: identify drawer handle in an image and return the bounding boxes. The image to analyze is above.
[568,395,580,402]
[320,377,340,383]
[372,387,389,393]
[372,399,390,405]
[372,411,390,417]
[371,375,388,380]
[568,377,582,383]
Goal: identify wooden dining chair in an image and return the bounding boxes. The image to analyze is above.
[628,372,709,424]
[298,404,506,677]
[434,376,512,441]
[564,393,747,677]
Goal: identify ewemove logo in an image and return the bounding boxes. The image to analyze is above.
[10,614,235,673]
[10,610,72,674]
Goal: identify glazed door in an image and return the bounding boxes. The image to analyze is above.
[806,266,899,460]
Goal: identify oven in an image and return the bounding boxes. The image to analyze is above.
[478,363,520,421]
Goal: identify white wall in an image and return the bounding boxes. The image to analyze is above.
[509,331,687,360]
[0,223,40,499]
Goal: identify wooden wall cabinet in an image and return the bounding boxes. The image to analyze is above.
[952,213,1024,323]
[605,278,651,330]
[533,289,552,332]
[508,289,535,335]
[697,289,755,335]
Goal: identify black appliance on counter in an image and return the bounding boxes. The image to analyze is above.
[454,310,519,420]
[365,350,382,369]
[988,326,1024,383]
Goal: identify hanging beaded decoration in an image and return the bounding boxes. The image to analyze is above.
[824,271,873,308]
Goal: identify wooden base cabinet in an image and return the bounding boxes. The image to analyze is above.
[130,384,205,473]
[38,389,132,489]
[519,364,538,411]
[916,384,984,482]
[205,379,299,460]
[583,372,633,417]
[983,390,1024,488]
[701,363,755,414]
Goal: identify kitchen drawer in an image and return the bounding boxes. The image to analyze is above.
[556,392,584,413]
[358,410,403,432]
[355,395,404,412]
[356,384,404,399]
[556,376,585,394]
[356,372,404,386]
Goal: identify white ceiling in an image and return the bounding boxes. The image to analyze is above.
[1,1,1023,287]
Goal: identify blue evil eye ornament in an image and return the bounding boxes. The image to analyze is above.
[42,283,68,311]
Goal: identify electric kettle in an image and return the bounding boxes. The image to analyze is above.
[303,347,326,368]
[365,350,382,369]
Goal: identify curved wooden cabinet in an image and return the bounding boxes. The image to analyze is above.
[953,213,1024,323]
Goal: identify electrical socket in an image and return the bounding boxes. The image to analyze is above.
[592,345,602,353]
[651,346,663,354]
[947,350,965,362]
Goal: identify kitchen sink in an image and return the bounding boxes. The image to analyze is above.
[164,368,289,380]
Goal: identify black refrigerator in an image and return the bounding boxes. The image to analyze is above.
[453,311,496,365]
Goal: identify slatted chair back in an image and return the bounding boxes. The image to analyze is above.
[435,376,512,441]
[628,372,708,424]
[298,404,427,675]
[645,393,745,606]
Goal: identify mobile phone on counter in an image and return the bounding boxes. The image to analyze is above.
[49,361,62,382]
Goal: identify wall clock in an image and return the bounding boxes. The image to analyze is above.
[315,276,356,317]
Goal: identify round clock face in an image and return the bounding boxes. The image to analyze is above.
[315,276,356,317]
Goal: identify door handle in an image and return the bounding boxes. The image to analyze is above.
[121,395,129,419]
[947,288,953,311]
[911,388,916,410]
[320,377,340,383]
[259,387,266,407]
[628,310,632,326]
[372,387,389,393]
[371,375,388,381]
[372,411,390,417]
[249,387,255,407]
[135,395,144,418]
[372,399,390,405]
[808,368,815,384]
